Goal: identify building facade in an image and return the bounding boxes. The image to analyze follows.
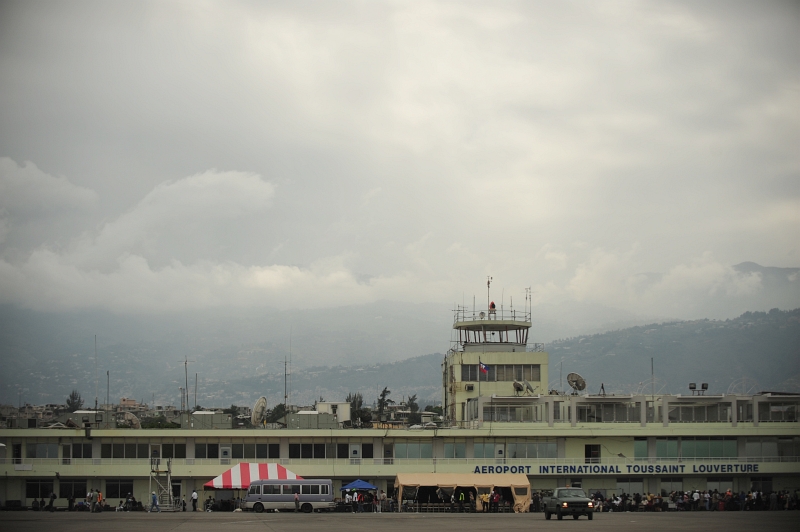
[1,304,798,507]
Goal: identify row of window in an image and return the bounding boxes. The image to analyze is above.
[633,437,738,459]
[194,443,283,459]
[667,404,732,423]
[576,477,773,497]
[758,402,798,422]
[247,483,330,496]
[461,364,541,382]
[24,479,131,500]
[577,403,641,423]
[288,443,374,459]
[18,436,800,462]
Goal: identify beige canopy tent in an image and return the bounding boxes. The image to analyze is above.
[394,473,530,513]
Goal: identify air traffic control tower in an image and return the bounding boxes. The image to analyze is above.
[443,290,549,424]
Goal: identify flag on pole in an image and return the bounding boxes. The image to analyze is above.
[479,362,489,374]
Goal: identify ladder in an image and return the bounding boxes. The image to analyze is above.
[148,457,178,511]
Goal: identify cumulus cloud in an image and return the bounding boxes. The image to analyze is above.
[67,169,276,269]
[0,158,99,251]
[0,158,98,216]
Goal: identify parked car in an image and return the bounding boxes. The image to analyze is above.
[542,488,594,520]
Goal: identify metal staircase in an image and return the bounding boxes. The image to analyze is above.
[149,457,178,511]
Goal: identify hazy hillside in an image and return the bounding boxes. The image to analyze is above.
[208,308,800,409]
[548,308,800,395]
[1,301,798,409]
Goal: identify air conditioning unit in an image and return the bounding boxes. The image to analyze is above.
[465,384,474,392]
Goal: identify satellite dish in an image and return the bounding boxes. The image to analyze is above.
[513,381,524,394]
[251,396,268,426]
[124,411,141,429]
[567,372,586,393]
[523,380,537,395]
[479,311,486,319]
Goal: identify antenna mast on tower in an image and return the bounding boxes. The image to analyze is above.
[94,335,98,413]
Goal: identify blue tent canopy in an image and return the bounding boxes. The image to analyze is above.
[341,479,378,491]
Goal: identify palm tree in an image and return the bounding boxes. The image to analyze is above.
[377,387,394,417]
[66,390,83,412]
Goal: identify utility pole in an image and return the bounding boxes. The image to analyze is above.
[176,356,195,426]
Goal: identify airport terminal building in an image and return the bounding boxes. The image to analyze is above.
[1,306,799,507]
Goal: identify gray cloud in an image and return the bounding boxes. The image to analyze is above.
[0,0,797,319]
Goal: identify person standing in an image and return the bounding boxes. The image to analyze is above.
[294,491,300,512]
[150,491,160,513]
[192,490,198,512]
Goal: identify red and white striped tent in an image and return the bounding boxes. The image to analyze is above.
[203,463,303,490]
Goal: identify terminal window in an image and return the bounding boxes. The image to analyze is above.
[461,364,540,382]
[26,443,58,459]
[26,480,53,499]
[634,438,648,460]
[584,445,601,464]
[195,443,219,459]
[105,479,134,499]
[59,480,87,499]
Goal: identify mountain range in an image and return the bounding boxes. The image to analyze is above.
[0,262,797,409]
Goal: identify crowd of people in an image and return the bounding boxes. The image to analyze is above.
[528,489,800,513]
[24,486,800,514]
[339,489,387,512]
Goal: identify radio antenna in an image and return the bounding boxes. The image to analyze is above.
[94,335,98,413]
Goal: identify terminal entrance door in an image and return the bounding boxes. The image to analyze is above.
[172,481,182,509]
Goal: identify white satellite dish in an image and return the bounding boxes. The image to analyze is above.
[567,372,586,394]
[251,396,268,426]
[124,411,141,429]
[523,380,537,395]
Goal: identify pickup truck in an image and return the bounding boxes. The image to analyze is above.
[542,488,594,520]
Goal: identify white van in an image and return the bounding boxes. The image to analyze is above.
[245,479,335,513]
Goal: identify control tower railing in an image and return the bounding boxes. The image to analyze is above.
[453,306,531,324]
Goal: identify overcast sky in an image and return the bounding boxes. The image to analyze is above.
[0,0,798,318]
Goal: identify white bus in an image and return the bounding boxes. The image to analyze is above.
[245,479,335,513]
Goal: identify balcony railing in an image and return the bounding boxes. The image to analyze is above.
[453,308,531,324]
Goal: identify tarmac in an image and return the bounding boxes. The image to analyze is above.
[0,510,798,532]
